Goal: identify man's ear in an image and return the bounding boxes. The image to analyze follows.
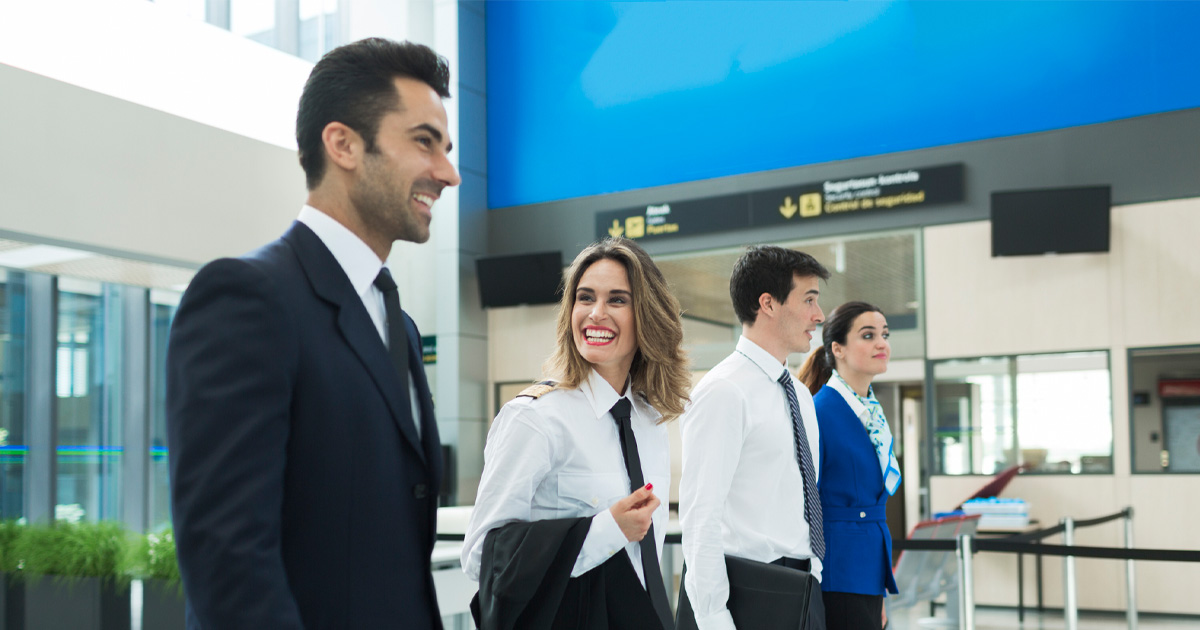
[321,122,363,173]
[756,292,775,321]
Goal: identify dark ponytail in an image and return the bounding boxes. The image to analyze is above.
[796,300,883,396]
[797,344,834,395]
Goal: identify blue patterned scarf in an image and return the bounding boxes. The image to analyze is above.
[833,371,902,496]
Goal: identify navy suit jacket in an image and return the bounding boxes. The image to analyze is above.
[167,222,444,629]
[814,385,897,596]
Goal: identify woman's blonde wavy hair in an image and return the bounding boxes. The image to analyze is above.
[543,237,690,423]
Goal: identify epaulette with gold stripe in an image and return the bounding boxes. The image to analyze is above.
[517,380,558,399]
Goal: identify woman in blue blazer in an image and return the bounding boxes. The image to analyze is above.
[798,301,901,630]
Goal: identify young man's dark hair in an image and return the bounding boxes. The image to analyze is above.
[729,245,831,324]
[296,37,451,189]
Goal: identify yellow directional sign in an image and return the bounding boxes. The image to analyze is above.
[625,216,645,238]
[800,192,822,218]
[608,219,624,237]
[779,196,798,219]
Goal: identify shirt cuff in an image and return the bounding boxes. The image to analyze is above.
[572,508,630,577]
[587,507,629,554]
[695,608,737,630]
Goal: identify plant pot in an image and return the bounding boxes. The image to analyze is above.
[141,579,185,630]
[3,572,23,630]
[9,576,130,630]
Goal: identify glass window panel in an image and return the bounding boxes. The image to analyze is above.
[56,346,72,397]
[149,292,181,532]
[231,0,276,47]
[1129,346,1200,474]
[1015,352,1111,474]
[55,281,123,523]
[933,357,1012,475]
[932,351,1112,475]
[299,0,340,62]
[0,270,28,520]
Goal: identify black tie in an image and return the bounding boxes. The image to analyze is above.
[373,268,410,401]
[610,397,673,630]
[779,371,825,560]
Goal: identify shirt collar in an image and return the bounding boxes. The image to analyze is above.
[736,335,790,382]
[828,369,869,417]
[581,369,655,423]
[297,205,385,299]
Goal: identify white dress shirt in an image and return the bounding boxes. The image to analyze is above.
[679,336,823,630]
[462,369,671,588]
[297,205,421,436]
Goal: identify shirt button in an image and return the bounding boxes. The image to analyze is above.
[591,497,600,507]
[860,511,866,518]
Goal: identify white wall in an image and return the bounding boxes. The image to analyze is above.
[923,197,1200,613]
[0,0,311,150]
[0,63,304,265]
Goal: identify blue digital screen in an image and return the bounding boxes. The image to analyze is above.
[486,1,1200,209]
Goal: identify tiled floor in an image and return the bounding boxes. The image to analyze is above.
[887,606,1199,629]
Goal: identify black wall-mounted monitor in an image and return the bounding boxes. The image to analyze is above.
[476,251,563,308]
[991,185,1111,256]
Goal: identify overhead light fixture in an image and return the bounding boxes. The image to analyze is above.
[0,245,93,269]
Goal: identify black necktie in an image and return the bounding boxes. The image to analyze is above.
[778,371,825,560]
[610,397,673,630]
[373,268,410,403]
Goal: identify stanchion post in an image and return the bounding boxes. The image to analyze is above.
[1125,508,1138,630]
[957,533,975,630]
[1062,517,1078,630]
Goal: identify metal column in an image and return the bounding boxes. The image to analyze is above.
[956,533,975,630]
[1062,517,1078,630]
[1125,509,1138,630]
[25,273,56,524]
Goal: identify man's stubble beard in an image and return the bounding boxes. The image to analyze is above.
[352,154,430,245]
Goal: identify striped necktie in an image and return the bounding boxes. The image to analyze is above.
[778,370,825,560]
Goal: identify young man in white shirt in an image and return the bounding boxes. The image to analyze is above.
[678,245,831,630]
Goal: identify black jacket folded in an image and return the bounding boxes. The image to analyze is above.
[471,518,660,630]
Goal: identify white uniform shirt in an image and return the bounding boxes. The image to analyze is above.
[297,205,421,437]
[679,336,823,630]
[462,369,671,587]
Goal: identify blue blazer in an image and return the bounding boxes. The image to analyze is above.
[168,222,444,629]
[814,385,898,596]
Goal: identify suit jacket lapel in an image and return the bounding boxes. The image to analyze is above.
[283,222,427,465]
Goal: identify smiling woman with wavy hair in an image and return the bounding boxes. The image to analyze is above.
[544,237,690,421]
[463,237,689,630]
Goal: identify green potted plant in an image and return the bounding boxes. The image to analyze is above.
[10,520,131,630]
[126,529,183,630]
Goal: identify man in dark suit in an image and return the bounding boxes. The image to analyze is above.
[166,38,461,629]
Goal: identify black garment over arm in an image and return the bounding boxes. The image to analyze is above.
[472,518,661,630]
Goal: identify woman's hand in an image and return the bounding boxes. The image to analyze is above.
[609,484,660,542]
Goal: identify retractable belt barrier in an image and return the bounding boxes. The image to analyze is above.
[893,538,1200,563]
[887,507,1178,630]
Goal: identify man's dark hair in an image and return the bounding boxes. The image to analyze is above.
[296,38,451,189]
[729,245,831,324]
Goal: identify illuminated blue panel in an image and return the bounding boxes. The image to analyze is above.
[486,1,1200,209]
